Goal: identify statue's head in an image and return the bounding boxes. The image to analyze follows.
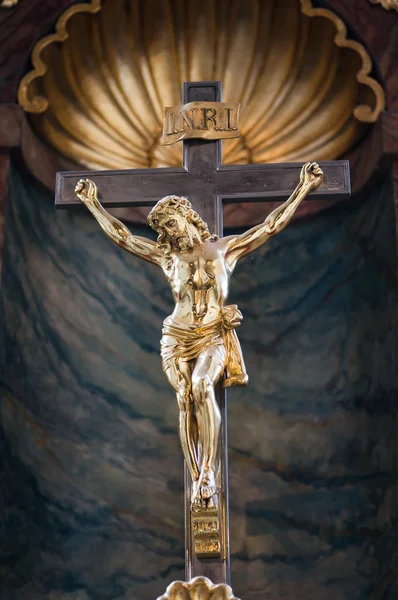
[148,195,213,253]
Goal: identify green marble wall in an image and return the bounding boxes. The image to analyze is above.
[1,162,398,599]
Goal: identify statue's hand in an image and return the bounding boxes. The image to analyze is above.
[75,178,89,199]
[75,178,98,203]
[300,162,324,190]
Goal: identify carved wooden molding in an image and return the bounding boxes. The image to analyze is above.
[0,0,19,7]
[17,0,101,113]
[300,0,386,122]
[369,0,398,11]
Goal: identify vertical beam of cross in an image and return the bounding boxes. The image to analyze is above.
[181,82,230,585]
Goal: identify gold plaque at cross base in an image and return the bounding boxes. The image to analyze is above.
[192,505,221,558]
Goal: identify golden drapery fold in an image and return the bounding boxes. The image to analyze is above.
[161,305,248,389]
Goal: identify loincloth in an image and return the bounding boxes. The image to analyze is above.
[161,305,248,388]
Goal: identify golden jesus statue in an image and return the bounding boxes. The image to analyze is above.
[75,161,323,509]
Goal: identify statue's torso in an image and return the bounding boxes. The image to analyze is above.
[163,239,231,324]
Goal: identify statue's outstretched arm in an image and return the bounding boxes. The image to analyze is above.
[75,179,163,266]
[225,162,323,266]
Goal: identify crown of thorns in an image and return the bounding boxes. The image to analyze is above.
[148,196,197,230]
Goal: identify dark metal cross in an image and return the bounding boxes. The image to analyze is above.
[56,81,350,586]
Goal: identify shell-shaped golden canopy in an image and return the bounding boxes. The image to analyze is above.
[157,577,240,600]
[18,0,386,170]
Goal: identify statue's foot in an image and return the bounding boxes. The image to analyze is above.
[191,470,217,510]
[191,480,203,511]
[200,470,217,501]
[192,494,205,511]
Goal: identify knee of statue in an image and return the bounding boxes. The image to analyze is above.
[177,387,193,412]
[192,375,212,403]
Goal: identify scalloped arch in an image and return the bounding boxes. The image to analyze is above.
[300,0,386,122]
[17,0,386,170]
[18,0,101,113]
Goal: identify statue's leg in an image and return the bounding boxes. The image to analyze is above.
[191,344,226,503]
[163,359,200,482]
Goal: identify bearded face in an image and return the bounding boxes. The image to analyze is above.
[158,211,196,251]
[148,196,212,253]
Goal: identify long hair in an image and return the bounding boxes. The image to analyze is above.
[148,196,213,254]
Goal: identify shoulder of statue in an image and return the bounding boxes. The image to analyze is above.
[215,234,238,250]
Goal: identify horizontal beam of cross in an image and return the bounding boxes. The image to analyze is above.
[56,160,350,209]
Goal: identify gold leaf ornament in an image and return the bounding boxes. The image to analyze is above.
[157,577,240,600]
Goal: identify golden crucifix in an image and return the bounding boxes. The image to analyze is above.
[57,82,350,594]
[75,160,323,506]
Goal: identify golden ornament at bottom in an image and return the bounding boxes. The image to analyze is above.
[157,576,240,600]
